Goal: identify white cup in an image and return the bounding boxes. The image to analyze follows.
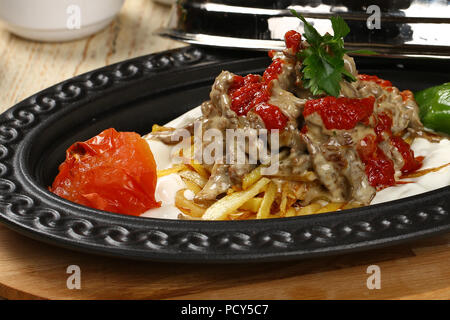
[0,0,125,42]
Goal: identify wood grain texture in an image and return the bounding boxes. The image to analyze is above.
[0,0,449,300]
[0,223,449,300]
[0,0,183,114]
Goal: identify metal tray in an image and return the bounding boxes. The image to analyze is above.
[157,0,450,58]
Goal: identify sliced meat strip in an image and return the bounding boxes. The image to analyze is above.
[340,148,376,204]
[302,122,348,202]
[194,163,232,205]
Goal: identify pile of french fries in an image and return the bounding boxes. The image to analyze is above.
[152,125,361,221]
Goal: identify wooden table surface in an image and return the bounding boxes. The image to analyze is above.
[0,0,449,300]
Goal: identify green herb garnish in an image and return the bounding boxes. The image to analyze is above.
[291,10,376,97]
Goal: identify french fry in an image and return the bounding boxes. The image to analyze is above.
[314,202,344,214]
[182,178,202,194]
[175,189,206,218]
[151,124,175,133]
[297,203,323,216]
[227,185,244,195]
[229,211,255,221]
[240,197,263,212]
[178,139,195,162]
[157,164,187,178]
[177,213,202,221]
[285,207,297,217]
[270,171,317,182]
[242,166,262,190]
[256,181,277,219]
[279,184,289,216]
[188,161,210,180]
[179,170,208,188]
[267,212,281,219]
[341,202,363,210]
[185,143,200,162]
[202,178,270,220]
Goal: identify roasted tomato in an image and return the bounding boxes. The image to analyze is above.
[50,128,160,216]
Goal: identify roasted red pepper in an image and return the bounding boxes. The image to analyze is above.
[254,102,288,130]
[228,58,287,130]
[303,96,375,130]
[284,30,302,53]
[357,134,396,189]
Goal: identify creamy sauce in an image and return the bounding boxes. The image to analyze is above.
[141,107,202,219]
[142,106,450,218]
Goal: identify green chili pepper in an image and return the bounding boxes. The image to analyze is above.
[415,82,450,135]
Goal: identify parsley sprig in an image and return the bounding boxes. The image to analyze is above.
[291,10,376,97]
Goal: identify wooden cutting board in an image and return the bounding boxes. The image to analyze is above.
[0,223,449,300]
